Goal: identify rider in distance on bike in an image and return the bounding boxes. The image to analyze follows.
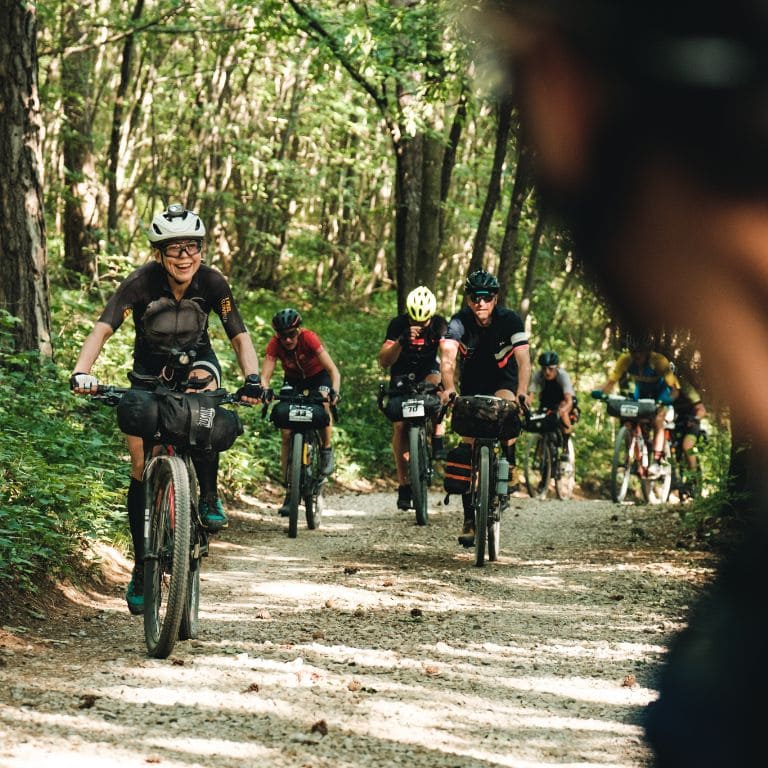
[593,334,680,477]
[673,375,707,481]
[70,203,262,615]
[440,269,531,546]
[378,285,448,511]
[528,351,576,460]
[259,308,341,515]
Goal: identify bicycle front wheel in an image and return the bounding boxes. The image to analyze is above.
[525,433,552,499]
[288,432,303,538]
[611,426,632,503]
[409,425,429,526]
[475,446,491,567]
[144,455,191,658]
[304,432,322,530]
[643,442,672,504]
[555,438,576,500]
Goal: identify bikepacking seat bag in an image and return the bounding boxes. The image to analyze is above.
[271,400,330,431]
[451,395,522,440]
[383,393,441,422]
[606,397,656,420]
[141,297,207,353]
[444,443,472,494]
[525,410,560,433]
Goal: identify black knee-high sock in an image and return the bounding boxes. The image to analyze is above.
[192,451,220,497]
[462,492,474,522]
[127,478,144,564]
[505,442,516,465]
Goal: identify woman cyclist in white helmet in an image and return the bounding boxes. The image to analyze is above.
[70,203,261,615]
[378,286,448,511]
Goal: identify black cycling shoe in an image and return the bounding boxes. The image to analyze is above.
[458,521,475,548]
[278,492,290,517]
[396,485,412,510]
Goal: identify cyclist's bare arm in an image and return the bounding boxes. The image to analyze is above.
[514,346,531,400]
[439,339,459,401]
[317,348,341,400]
[260,356,277,389]
[378,340,401,369]
[230,331,259,379]
[71,321,113,393]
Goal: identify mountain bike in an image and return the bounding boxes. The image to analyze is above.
[377,374,445,526]
[91,367,244,658]
[523,410,576,500]
[451,395,521,567]
[597,394,672,504]
[264,387,338,538]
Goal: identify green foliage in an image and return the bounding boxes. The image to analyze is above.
[0,311,126,591]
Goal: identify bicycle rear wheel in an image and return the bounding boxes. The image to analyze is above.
[409,425,429,526]
[287,432,303,538]
[475,446,491,567]
[611,426,632,503]
[525,433,552,499]
[555,438,576,500]
[144,455,191,658]
[304,432,322,530]
[643,442,672,504]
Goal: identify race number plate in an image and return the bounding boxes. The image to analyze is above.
[619,403,640,418]
[288,405,314,422]
[402,398,425,418]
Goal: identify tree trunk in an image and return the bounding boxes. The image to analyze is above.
[439,90,467,247]
[470,95,513,273]
[61,4,99,280]
[0,1,52,356]
[394,134,423,312]
[497,142,533,306]
[414,133,442,288]
[519,208,545,321]
[107,0,145,240]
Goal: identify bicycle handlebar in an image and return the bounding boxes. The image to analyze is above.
[261,390,340,422]
[88,383,250,407]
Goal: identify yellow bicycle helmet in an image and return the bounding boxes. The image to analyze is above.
[406,286,437,323]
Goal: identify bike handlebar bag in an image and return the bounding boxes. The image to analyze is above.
[606,397,657,420]
[117,388,160,439]
[271,400,330,431]
[524,411,560,433]
[383,393,441,422]
[452,395,522,439]
[444,443,472,494]
[155,387,243,451]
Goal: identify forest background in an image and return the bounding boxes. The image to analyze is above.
[0,0,729,593]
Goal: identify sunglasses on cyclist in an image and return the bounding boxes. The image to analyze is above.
[279,329,300,340]
[161,240,202,258]
[468,292,497,305]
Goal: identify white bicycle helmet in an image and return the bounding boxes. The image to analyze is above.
[147,203,206,246]
[406,286,437,323]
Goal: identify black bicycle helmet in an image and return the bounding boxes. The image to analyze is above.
[464,270,500,294]
[272,308,302,334]
[624,332,653,352]
[538,351,559,367]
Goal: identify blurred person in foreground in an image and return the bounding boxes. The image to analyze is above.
[472,1,768,765]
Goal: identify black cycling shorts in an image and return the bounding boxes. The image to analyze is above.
[133,348,222,388]
[460,366,518,397]
[285,369,332,394]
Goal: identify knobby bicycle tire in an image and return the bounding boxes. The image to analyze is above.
[304,431,322,530]
[525,433,552,499]
[555,438,576,500]
[611,426,633,503]
[179,461,201,641]
[288,432,303,538]
[642,441,672,504]
[475,446,491,567]
[409,425,429,526]
[143,455,191,658]
[487,452,500,562]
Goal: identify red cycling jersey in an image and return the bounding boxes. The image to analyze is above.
[265,329,326,380]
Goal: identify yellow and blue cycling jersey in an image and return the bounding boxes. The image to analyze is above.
[608,351,680,400]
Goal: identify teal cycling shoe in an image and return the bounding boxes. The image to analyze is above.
[199,495,228,531]
[126,566,144,615]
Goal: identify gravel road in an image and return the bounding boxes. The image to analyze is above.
[0,489,715,768]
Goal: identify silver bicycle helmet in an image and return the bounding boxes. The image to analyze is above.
[147,203,206,246]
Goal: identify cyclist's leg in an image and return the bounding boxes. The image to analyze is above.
[125,434,146,613]
[392,420,412,509]
[187,357,227,530]
[298,371,335,474]
[495,386,520,500]
[458,439,476,546]
[424,370,445,456]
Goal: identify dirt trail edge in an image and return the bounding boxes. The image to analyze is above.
[0,492,714,768]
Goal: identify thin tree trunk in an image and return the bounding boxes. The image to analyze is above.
[439,89,467,249]
[107,0,144,239]
[497,141,533,306]
[0,0,52,356]
[470,95,513,273]
[519,208,545,321]
[394,134,423,312]
[415,133,442,288]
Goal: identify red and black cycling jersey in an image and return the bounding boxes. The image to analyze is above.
[443,306,528,395]
[265,329,326,381]
[98,262,247,368]
[383,313,447,381]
